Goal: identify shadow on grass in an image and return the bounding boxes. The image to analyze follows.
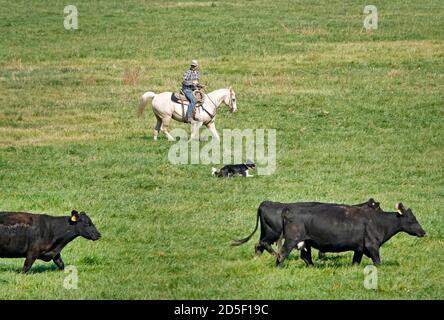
[257,250,403,269]
[28,264,59,274]
[0,263,59,274]
[126,134,151,141]
[280,253,360,269]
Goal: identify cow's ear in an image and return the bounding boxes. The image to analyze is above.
[395,202,405,216]
[70,210,79,223]
[368,198,380,210]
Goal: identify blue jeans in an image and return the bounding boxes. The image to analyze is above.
[183,88,196,119]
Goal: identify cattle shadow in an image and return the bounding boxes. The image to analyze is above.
[0,263,59,274]
[317,255,343,262]
[280,253,352,268]
[27,264,59,274]
[282,254,401,268]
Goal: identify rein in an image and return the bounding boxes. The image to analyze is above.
[202,91,218,119]
[192,88,233,120]
[201,105,215,119]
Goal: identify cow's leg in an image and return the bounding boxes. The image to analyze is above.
[160,116,175,141]
[352,251,364,265]
[276,234,283,252]
[153,115,162,141]
[261,240,278,257]
[53,253,65,270]
[276,239,298,267]
[22,254,36,273]
[301,245,314,266]
[206,121,220,141]
[366,247,381,265]
[254,243,265,256]
[318,251,326,260]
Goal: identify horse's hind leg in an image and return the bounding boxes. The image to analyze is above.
[160,116,175,141]
[153,115,162,141]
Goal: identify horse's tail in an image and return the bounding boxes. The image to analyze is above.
[138,91,156,118]
[231,206,260,246]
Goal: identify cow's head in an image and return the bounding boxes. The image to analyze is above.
[70,210,101,241]
[395,203,426,237]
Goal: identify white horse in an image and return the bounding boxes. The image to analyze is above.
[137,87,237,141]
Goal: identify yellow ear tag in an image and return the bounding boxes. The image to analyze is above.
[397,209,403,215]
[71,215,78,222]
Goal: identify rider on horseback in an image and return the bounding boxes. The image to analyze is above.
[182,59,204,123]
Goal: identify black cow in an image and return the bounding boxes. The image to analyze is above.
[0,210,101,273]
[232,198,381,258]
[277,202,425,267]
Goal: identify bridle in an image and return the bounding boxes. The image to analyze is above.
[199,88,235,120]
[228,88,235,113]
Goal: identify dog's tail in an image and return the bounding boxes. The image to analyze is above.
[231,206,260,246]
[211,167,218,176]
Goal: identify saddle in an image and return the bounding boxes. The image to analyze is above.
[171,89,205,105]
[171,89,206,121]
[171,90,189,105]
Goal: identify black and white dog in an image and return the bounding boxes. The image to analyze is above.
[211,162,256,177]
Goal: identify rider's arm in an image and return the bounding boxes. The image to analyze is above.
[183,70,196,87]
[192,70,199,85]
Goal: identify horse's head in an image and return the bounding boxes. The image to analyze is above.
[224,87,237,113]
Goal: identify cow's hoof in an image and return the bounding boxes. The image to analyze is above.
[254,245,264,256]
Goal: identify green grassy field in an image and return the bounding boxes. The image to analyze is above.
[0,0,443,299]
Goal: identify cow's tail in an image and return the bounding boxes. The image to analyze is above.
[231,207,260,246]
[138,91,156,118]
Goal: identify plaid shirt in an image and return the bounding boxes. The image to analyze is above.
[182,69,199,88]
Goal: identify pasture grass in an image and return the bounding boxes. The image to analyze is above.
[0,0,443,299]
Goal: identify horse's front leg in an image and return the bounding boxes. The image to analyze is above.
[206,121,220,141]
[189,121,203,141]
